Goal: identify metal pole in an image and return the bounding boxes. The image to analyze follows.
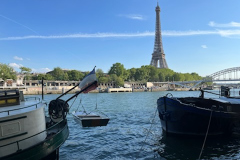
[42,77,44,100]
[65,81,97,104]
[56,83,80,100]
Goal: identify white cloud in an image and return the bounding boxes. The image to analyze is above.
[209,21,240,28]
[0,29,240,40]
[162,30,217,36]
[32,68,51,73]
[201,45,207,49]
[118,14,145,20]
[126,14,144,20]
[14,56,23,61]
[0,32,154,40]
[217,29,240,37]
[163,29,240,38]
[9,63,23,69]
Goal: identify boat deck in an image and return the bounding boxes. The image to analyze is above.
[0,100,44,117]
[218,97,240,104]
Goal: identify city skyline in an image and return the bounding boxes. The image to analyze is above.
[1,0,240,77]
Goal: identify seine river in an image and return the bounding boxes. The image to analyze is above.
[38,90,240,160]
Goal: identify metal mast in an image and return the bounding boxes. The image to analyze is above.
[150,3,168,68]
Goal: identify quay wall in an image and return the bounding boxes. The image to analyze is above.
[17,87,193,94]
[107,88,132,93]
[0,87,196,95]
[0,83,197,95]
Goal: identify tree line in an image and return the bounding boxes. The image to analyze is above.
[0,62,203,87]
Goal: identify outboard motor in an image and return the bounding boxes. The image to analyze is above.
[48,99,69,123]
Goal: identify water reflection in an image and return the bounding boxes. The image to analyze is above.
[155,132,240,159]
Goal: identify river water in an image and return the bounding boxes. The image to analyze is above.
[36,90,240,160]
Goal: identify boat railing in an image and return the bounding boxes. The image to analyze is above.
[24,96,41,102]
[0,119,67,154]
[0,100,47,116]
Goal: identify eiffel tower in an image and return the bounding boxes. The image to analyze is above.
[150,3,168,68]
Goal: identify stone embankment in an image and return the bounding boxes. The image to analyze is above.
[19,87,194,95]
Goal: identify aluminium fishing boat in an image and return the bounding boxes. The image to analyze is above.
[157,86,240,136]
[0,89,69,160]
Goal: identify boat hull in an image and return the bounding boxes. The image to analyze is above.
[1,119,69,160]
[157,97,240,136]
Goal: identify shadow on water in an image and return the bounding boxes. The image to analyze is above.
[155,132,240,160]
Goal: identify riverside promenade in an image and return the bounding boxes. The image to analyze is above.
[0,80,194,95]
[0,86,191,95]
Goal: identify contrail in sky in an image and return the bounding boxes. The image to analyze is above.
[0,30,240,40]
[0,14,38,34]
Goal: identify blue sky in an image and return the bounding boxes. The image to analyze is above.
[0,0,240,77]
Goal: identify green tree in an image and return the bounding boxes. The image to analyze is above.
[108,63,128,80]
[20,66,32,74]
[183,73,194,81]
[63,73,69,81]
[96,69,105,79]
[191,72,202,80]
[44,74,54,80]
[98,76,109,84]
[50,67,65,80]
[147,65,158,81]
[20,66,32,81]
[0,63,17,80]
[135,67,148,82]
[173,72,184,81]
[67,70,83,81]
[127,68,136,81]
[32,74,54,80]
[158,72,165,82]
[109,74,124,87]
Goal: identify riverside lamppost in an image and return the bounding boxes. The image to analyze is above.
[24,75,26,88]
[168,77,169,90]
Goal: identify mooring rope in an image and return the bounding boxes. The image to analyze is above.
[198,109,213,160]
[75,97,82,112]
[139,108,158,152]
[69,96,77,111]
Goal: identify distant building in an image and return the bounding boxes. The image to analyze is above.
[150,3,168,69]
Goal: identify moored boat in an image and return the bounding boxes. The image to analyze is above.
[0,89,69,160]
[157,86,240,136]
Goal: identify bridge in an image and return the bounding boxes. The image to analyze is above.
[151,67,240,90]
[209,67,240,81]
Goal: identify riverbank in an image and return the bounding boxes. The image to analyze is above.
[7,87,194,95]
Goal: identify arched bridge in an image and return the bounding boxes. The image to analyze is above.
[151,67,240,90]
[171,67,240,86]
[208,67,240,81]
